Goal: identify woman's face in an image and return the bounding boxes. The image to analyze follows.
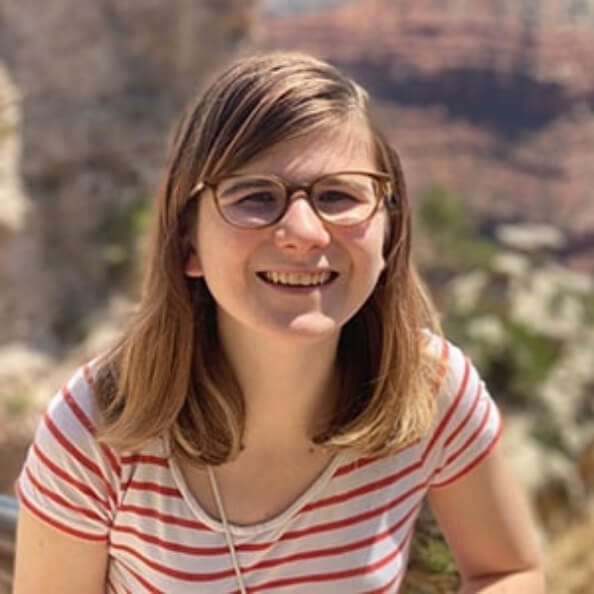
[185,119,388,344]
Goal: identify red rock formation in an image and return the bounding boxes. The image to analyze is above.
[259,0,594,271]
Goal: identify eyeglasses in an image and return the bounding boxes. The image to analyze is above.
[189,170,393,229]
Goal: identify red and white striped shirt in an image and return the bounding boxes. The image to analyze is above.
[17,334,502,593]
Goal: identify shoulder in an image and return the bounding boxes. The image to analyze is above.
[421,329,486,413]
[39,358,108,448]
[419,330,504,487]
[19,357,127,504]
[16,358,123,540]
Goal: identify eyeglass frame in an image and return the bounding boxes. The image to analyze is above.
[188,170,395,229]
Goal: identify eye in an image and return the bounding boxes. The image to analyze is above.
[236,192,277,205]
[317,190,361,203]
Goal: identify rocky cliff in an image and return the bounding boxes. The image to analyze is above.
[0,0,259,351]
[260,0,594,272]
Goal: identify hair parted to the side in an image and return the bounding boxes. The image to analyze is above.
[93,51,444,463]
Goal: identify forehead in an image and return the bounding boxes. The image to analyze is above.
[235,120,378,183]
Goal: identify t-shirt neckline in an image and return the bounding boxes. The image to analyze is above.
[165,436,349,537]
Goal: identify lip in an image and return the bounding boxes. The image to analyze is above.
[256,270,339,292]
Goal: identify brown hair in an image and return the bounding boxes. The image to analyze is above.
[94,51,443,463]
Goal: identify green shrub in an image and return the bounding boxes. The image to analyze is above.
[417,184,496,273]
[2,389,33,417]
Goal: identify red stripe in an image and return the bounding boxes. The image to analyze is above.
[110,542,236,582]
[24,466,105,523]
[444,398,492,467]
[112,522,280,555]
[113,499,420,569]
[334,456,382,476]
[43,411,113,484]
[303,455,425,513]
[432,415,503,488]
[284,481,427,540]
[121,454,169,467]
[117,503,210,530]
[114,517,331,554]
[119,563,163,593]
[101,443,123,479]
[16,483,107,541]
[62,384,122,476]
[32,442,109,509]
[245,501,421,575]
[79,365,122,477]
[364,528,414,593]
[249,520,415,591]
[111,524,230,555]
[334,439,419,478]
[424,356,471,457]
[121,480,182,497]
[113,501,418,587]
[444,382,482,447]
[43,412,118,505]
[62,386,95,433]
[115,478,426,554]
[361,563,405,594]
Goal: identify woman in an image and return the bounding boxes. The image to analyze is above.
[13,52,545,593]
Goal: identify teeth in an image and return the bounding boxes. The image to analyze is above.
[263,271,332,286]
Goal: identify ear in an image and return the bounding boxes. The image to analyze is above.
[184,246,203,278]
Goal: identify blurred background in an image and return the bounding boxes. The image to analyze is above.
[0,0,592,592]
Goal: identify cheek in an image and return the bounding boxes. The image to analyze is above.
[334,234,385,304]
[354,211,389,265]
[197,202,243,270]
[197,224,262,295]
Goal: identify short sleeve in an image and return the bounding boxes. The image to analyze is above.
[427,337,503,488]
[16,364,121,541]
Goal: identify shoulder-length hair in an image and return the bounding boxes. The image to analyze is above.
[94,51,443,463]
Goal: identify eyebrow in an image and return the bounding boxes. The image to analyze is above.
[219,178,275,193]
[318,176,371,191]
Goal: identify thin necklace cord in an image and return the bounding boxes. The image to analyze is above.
[207,465,248,594]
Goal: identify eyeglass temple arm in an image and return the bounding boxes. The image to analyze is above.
[189,181,206,197]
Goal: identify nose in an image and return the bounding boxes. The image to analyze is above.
[273,193,331,253]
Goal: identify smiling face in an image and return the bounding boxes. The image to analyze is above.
[184,119,388,344]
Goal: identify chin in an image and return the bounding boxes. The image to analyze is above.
[265,312,342,343]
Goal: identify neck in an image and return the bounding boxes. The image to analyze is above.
[217,313,341,453]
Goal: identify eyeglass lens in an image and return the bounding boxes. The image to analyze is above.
[216,173,380,228]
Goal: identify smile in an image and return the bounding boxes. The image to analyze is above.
[257,271,338,287]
